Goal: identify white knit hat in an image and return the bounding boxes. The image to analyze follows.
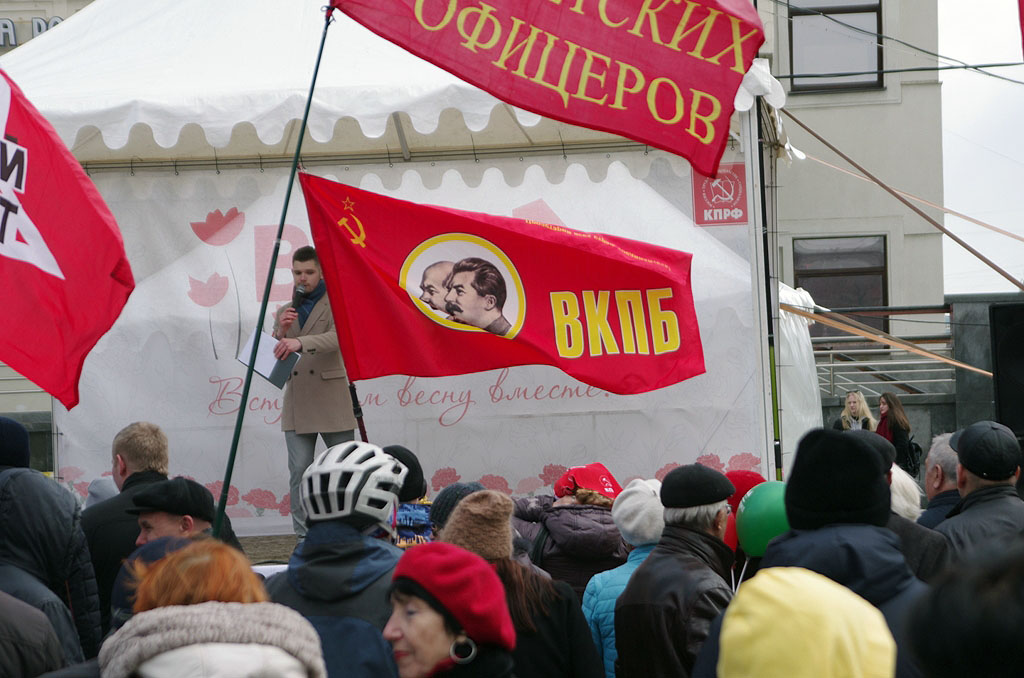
[612,478,665,546]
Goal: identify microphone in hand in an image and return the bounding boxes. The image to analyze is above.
[292,284,308,310]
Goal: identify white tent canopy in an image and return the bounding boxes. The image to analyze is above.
[0,0,627,165]
[0,0,820,533]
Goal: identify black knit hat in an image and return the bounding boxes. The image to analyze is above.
[847,429,896,468]
[660,464,735,508]
[785,428,891,530]
[430,481,484,529]
[383,445,427,502]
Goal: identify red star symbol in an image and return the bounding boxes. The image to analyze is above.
[341,197,355,211]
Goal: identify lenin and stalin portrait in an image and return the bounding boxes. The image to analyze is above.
[418,257,512,337]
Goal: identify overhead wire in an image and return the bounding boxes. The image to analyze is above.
[769,0,1024,86]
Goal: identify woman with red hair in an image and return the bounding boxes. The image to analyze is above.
[98,540,327,678]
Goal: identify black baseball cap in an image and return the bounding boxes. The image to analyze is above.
[951,421,1022,481]
[127,477,216,522]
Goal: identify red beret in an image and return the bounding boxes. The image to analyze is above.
[393,542,516,652]
[554,462,622,499]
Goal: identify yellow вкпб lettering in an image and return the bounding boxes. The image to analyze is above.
[551,289,679,358]
[551,292,585,359]
[647,288,680,354]
[582,291,620,356]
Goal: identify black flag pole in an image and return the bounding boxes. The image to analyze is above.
[213,6,338,538]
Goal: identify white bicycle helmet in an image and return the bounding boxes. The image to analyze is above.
[300,441,408,530]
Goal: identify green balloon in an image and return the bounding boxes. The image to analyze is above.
[736,481,790,557]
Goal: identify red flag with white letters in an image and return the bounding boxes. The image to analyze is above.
[329,0,764,178]
[300,172,704,395]
[0,70,134,409]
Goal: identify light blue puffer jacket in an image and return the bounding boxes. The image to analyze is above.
[581,543,656,678]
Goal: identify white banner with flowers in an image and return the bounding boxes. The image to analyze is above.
[55,151,775,535]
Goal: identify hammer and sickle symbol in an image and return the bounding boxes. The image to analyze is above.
[338,214,367,248]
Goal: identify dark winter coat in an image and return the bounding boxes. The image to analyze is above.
[432,647,516,678]
[832,416,873,431]
[0,589,65,677]
[759,524,927,678]
[512,579,602,678]
[266,519,401,678]
[935,485,1024,561]
[887,512,950,583]
[0,468,101,660]
[916,489,960,529]
[512,496,628,599]
[82,470,243,634]
[614,525,734,678]
[80,469,165,634]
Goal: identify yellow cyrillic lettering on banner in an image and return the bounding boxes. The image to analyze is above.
[667,1,720,56]
[551,292,584,359]
[628,0,678,45]
[598,0,630,27]
[414,0,458,31]
[687,89,720,143]
[573,45,612,105]
[615,290,650,354]
[531,36,580,107]
[647,76,685,125]
[647,288,680,355]
[582,291,620,356]
[492,17,545,72]
[611,60,645,110]
[569,0,586,14]
[704,15,761,73]
[458,2,502,52]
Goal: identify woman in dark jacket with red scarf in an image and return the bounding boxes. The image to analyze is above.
[876,392,912,473]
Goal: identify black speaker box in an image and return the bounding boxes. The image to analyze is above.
[990,303,1024,437]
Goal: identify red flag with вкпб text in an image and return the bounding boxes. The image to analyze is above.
[300,172,704,395]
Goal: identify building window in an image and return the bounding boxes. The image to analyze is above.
[789,1,883,91]
[794,236,887,337]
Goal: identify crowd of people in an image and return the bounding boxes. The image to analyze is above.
[2,409,1024,678]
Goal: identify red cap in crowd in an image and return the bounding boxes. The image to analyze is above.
[554,462,623,499]
[393,541,516,652]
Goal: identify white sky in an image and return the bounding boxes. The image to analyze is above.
[938,0,1024,294]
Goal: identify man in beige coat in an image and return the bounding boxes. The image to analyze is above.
[273,246,356,537]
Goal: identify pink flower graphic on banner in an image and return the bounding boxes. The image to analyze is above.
[538,464,568,487]
[191,208,245,246]
[696,454,726,473]
[479,474,512,494]
[60,466,85,483]
[227,506,254,518]
[243,488,280,517]
[278,493,290,516]
[515,477,543,495]
[187,273,229,307]
[205,481,239,506]
[655,463,680,481]
[727,453,762,473]
[431,467,461,492]
[73,481,89,498]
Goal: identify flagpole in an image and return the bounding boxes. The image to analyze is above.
[212,6,337,538]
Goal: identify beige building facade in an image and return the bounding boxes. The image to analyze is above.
[762,0,945,339]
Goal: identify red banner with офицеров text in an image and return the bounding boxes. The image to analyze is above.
[329,0,764,178]
[299,172,705,395]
